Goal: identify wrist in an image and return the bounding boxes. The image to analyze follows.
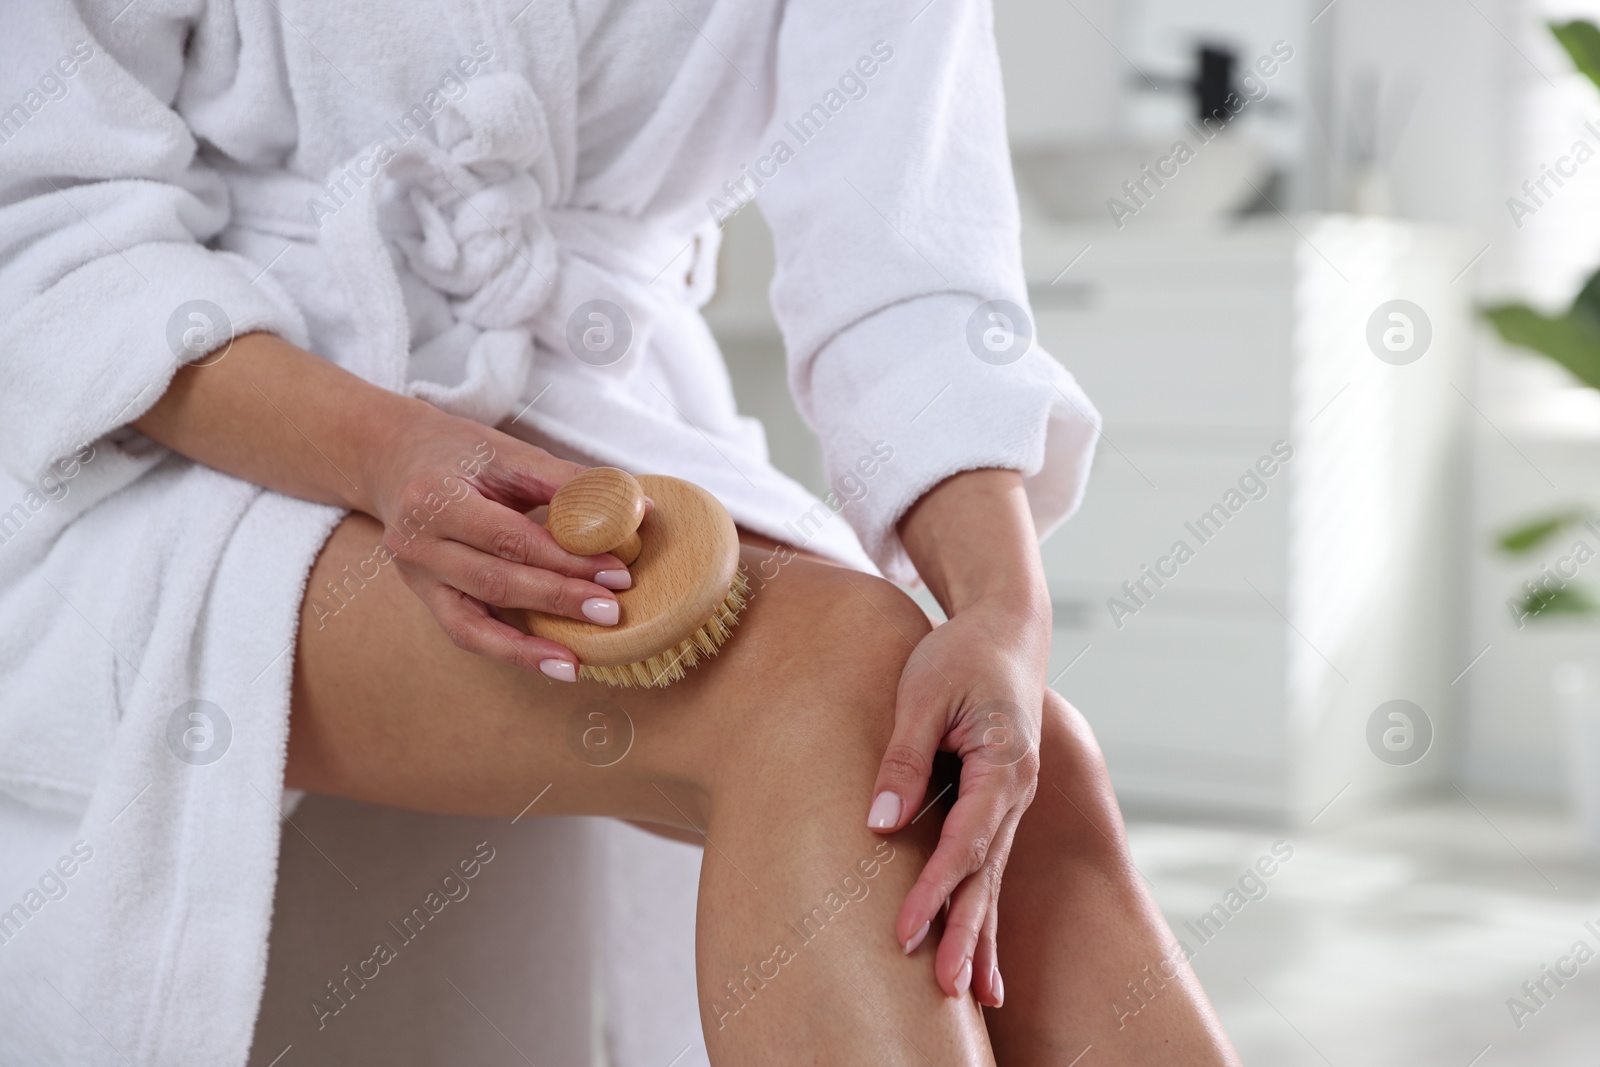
[898,468,1049,617]
[963,574,1052,624]
[351,390,439,520]
[942,564,1052,632]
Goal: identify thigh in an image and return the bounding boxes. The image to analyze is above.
[286,513,915,832]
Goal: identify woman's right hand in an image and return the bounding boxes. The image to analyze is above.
[359,406,633,681]
[133,332,623,681]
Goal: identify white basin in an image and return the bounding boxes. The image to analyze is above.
[1012,134,1270,225]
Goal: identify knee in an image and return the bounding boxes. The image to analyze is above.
[1041,689,1109,784]
[717,550,931,756]
[746,548,929,670]
[1036,688,1134,866]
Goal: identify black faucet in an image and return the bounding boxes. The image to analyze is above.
[1194,45,1238,125]
[1137,43,1266,127]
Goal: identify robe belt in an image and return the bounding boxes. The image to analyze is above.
[221,72,718,421]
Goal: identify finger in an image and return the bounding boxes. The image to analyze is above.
[973,900,1002,1008]
[937,811,1017,1002]
[866,680,950,834]
[429,491,630,581]
[937,875,987,999]
[472,440,654,530]
[895,764,1014,948]
[421,539,620,620]
[408,575,582,680]
[469,436,589,508]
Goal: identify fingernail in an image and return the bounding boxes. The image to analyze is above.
[903,920,930,955]
[867,791,902,830]
[594,569,632,590]
[581,597,619,625]
[539,659,576,682]
[991,965,1004,1007]
[954,958,973,998]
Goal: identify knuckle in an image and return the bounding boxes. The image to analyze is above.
[395,481,435,520]
[979,859,1005,896]
[1007,760,1040,807]
[468,562,511,605]
[487,523,531,563]
[1018,774,1040,810]
[963,833,992,875]
[877,743,929,785]
[556,577,594,617]
[439,618,475,651]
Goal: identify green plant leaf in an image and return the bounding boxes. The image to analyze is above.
[1497,511,1590,554]
[1575,263,1600,333]
[1484,28,1600,386]
[1552,20,1600,94]
[1482,300,1600,391]
[1518,584,1600,620]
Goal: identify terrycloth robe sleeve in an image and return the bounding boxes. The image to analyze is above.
[755,0,1101,585]
[0,0,307,489]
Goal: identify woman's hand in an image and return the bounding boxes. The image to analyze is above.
[360,408,637,680]
[866,469,1051,1007]
[134,332,629,680]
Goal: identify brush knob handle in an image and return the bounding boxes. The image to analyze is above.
[547,467,646,564]
[518,473,742,676]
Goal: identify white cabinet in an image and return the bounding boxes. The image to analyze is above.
[1028,217,1473,822]
[705,209,1474,824]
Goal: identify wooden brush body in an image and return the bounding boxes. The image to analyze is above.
[516,470,745,687]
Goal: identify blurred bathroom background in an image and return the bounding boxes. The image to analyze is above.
[701,0,1600,1061]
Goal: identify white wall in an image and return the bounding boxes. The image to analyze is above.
[993,0,1122,145]
[713,0,1600,804]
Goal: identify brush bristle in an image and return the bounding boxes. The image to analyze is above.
[577,567,750,688]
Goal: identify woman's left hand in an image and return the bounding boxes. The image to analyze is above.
[865,469,1052,1008]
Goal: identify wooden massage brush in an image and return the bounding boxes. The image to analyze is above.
[514,467,749,687]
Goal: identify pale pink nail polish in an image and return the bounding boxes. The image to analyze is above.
[539,659,577,682]
[594,569,632,590]
[581,597,619,625]
[954,958,973,998]
[903,919,930,955]
[867,791,902,830]
[991,965,1004,1007]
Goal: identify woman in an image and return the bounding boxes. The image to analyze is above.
[0,0,1240,1063]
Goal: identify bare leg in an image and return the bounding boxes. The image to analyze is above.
[287,515,1238,1065]
[289,515,991,1065]
[985,693,1242,1065]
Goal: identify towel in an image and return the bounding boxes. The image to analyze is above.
[0,0,1100,1063]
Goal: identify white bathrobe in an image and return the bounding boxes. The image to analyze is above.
[0,0,1099,1063]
